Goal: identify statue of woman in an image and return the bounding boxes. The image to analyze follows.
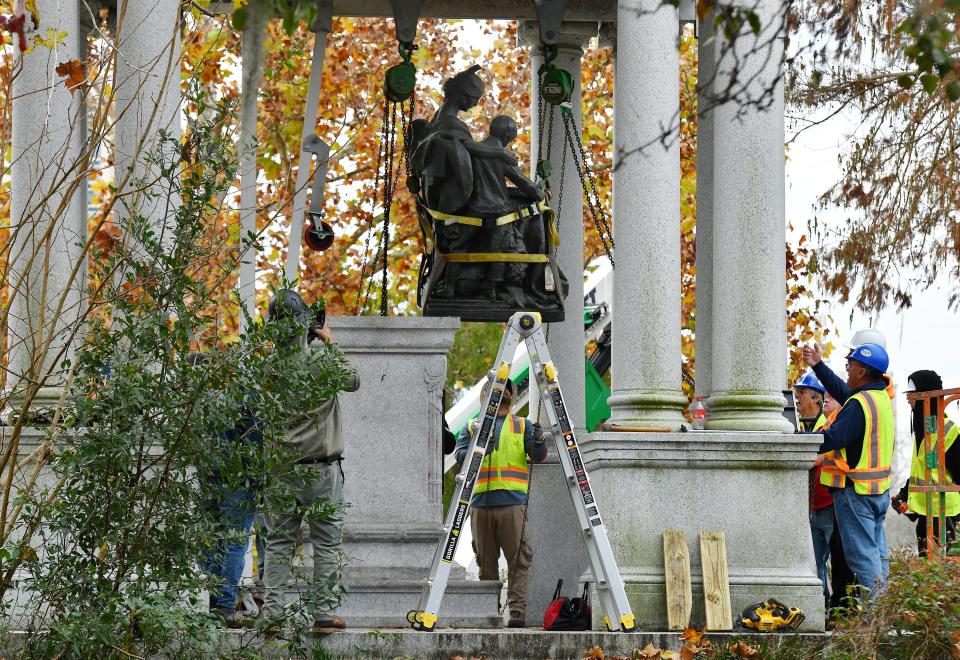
[411,65,517,214]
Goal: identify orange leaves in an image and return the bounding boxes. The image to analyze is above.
[681,627,707,644]
[576,634,762,660]
[678,626,713,659]
[951,629,960,659]
[55,59,86,94]
[729,640,759,658]
[92,222,121,254]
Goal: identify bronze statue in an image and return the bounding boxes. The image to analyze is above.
[409,65,566,322]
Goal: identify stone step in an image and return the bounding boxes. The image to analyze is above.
[339,578,502,628]
[218,628,827,659]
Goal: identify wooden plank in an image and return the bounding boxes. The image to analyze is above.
[663,531,692,630]
[700,531,733,630]
[607,425,671,433]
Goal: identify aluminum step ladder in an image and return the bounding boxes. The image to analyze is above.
[407,312,636,633]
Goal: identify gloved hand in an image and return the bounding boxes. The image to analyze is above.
[533,422,546,444]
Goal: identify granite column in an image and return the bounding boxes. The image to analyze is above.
[113,0,182,239]
[701,0,793,432]
[519,22,595,623]
[7,0,86,417]
[606,0,687,431]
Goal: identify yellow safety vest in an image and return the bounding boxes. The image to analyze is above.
[470,415,529,495]
[908,418,960,517]
[820,390,894,495]
[801,414,828,433]
[813,414,827,432]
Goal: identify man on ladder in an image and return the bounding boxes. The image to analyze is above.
[454,378,547,628]
[409,312,636,633]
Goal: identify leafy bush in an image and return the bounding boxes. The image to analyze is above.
[827,550,960,659]
[3,86,351,658]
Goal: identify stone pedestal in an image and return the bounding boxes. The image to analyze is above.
[582,431,824,631]
[327,317,500,627]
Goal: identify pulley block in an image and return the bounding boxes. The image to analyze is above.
[304,213,335,251]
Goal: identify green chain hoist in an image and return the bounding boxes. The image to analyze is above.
[385,41,418,102]
[538,44,573,106]
[535,44,615,268]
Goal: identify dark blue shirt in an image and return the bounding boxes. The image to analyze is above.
[813,361,888,487]
[454,415,547,507]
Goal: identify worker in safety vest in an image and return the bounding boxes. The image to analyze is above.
[794,371,832,607]
[454,379,547,628]
[802,342,894,600]
[820,329,892,615]
[891,370,960,557]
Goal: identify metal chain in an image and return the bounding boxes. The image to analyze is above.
[545,105,555,174]
[536,83,547,183]
[556,126,568,223]
[562,110,615,268]
[379,100,399,317]
[355,96,391,314]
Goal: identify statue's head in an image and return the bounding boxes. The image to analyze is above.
[442,65,484,111]
[489,115,518,146]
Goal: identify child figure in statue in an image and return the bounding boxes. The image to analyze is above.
[472,115,544,305]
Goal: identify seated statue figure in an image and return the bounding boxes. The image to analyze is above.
[408,64,565,320]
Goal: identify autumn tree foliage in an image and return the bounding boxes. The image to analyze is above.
[0,12,830,391]
[790,0,960,311]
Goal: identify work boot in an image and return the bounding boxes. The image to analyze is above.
[310,616,347,635]
[507,612,525,628]
[213,607,251,629]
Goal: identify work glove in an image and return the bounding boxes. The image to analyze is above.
[533,422,547,444]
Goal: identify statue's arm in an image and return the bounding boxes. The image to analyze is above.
[504,165,544,202]
[462,139,517,164]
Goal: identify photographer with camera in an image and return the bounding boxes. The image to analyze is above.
[261,289,359,635]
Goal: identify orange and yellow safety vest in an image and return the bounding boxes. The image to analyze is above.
[470,415,530,495]
[820,389,894,495]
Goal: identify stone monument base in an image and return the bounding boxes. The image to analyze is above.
[581,431,825,632]
[340,577,502,628]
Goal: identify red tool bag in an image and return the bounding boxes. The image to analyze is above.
[543,579,591,631]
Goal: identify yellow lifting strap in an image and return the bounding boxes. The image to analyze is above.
[426,201,550,228]
[442,252,549,263]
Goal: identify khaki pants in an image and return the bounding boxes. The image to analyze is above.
[262,462,345,622]
[470,504,533,619]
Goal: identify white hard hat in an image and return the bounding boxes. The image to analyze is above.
[846,328,886,350]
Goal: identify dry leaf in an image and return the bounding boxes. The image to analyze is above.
[636,643,662,659]
[681,627,708,644]
[679,646,694,660]
[55,59,86,94]
[952,643,960,660]
[584,647,605,660]
[730,641,759,659]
